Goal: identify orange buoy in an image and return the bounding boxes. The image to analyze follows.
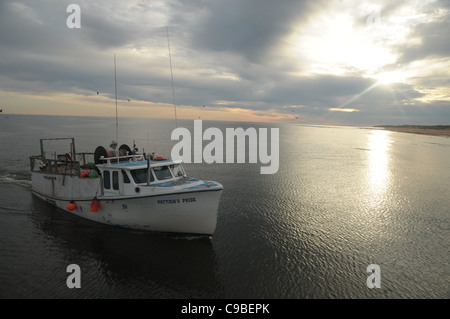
[80,170,89,178]
[90,198,100,212]
[67,201,77,211]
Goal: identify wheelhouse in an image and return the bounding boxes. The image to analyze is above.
[98,159,187,194]
[29,138,190,197]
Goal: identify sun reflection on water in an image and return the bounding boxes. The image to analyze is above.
[366,130,392,206]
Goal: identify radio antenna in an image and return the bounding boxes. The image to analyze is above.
[167,27,178,128]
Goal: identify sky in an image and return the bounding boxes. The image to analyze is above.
[0,0,449,125]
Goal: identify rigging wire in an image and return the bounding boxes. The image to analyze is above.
[167,27,178,129]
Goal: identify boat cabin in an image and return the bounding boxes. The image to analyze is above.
[97,157,187,195]
[30,138,187,197]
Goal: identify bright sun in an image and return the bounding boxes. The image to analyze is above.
[286,1,422,81]
[374,70,406,85]
[287,5,399,76]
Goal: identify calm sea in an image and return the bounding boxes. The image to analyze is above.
[0,114,448,299]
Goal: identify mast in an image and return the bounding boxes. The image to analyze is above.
[147,154,150,186]
[167,27,178,128]
[114,53,119,146]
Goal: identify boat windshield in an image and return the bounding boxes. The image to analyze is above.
[153,166,173,180]
[170,164,185,177]
[130,168,154,184]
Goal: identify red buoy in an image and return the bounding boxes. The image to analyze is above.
[80,170,89,178]
[67,201,77,211]
[90,198,100,212]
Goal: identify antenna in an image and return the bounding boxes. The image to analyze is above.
[167,27,178,128]
[114,53,119,147]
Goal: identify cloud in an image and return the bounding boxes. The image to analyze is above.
[184,0,326,62]
[0,0,449,125]
[399,13,450,63]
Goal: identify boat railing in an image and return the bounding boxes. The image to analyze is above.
[99,153,145,165]
[30,151,97,176]
[30,155,82,176]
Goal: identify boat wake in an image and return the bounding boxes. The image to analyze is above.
[0,170,31,188]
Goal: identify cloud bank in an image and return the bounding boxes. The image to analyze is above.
[0,0,449,124]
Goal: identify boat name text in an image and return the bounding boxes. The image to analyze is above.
[157,197,196,204]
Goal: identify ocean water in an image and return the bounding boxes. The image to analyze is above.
[0,114,448,299]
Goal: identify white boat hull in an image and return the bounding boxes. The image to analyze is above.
[31,173,223,235]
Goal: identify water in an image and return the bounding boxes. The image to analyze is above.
[0,114,448,299]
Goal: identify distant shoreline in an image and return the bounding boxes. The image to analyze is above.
[374,125,450,137]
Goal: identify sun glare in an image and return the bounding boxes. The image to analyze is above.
[374,70,406,85]
[288,6,399,76]
[285,1,437,80]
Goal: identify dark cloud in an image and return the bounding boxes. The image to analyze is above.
[186,0,326,62]
[399,10,450,63]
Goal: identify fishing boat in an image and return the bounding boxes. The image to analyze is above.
[30,138,223,235]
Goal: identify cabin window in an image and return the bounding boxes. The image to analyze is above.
[130,168,154,184]
[112,171,119,190]
[170,164,185,177]
[122,170,130,184]
[104,170,110,189]
[153,166,172,180]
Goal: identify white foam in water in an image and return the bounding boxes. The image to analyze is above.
[0,173,32,188]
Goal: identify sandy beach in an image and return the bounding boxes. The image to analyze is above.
[374,125,450,137]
